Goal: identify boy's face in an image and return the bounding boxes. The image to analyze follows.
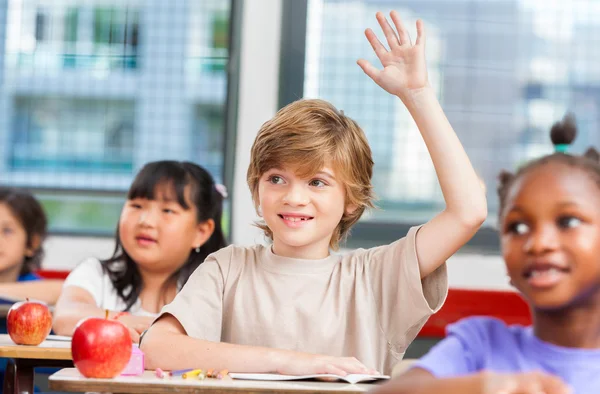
[258,166,349,259]
[500,163,600,311]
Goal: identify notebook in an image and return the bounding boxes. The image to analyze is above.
[229,373,390,384]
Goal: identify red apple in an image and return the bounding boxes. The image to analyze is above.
[7,299,52,345]
[71,312,132,378]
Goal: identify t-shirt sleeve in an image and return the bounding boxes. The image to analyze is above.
[62,257,105,307]
[157,252,226,341]
[363,226,448,350]
[412,317,491,377]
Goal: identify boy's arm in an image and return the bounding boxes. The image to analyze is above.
[0,279,64,304]
[358,11,487,278]
[141,314,378,375]
[372,368,571,394]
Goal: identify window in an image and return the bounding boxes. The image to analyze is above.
[0,0,234,235]
[6,1,140,72]
[11,97,134,173]
[286,0,600,252]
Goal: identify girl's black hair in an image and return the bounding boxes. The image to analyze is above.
[0,187,48,276]
[102,161,227,311]
[497,114,600,218]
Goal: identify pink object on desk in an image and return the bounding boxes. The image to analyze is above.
[120,345,144,376]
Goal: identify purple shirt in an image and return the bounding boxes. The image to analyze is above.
[413,317,600,393]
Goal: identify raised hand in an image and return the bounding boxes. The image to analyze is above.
[357,11,428,99]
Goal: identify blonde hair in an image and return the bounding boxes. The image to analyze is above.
[247,99,374,249]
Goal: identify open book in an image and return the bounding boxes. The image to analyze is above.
[229,373,390,384]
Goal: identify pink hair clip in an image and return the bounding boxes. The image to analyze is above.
[215,184,228,199]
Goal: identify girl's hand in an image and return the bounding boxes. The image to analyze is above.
[358,11,428,101]
[116,314,155,343]
[277,352,379,377]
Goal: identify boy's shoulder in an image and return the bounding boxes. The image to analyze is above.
[339,226,419,263]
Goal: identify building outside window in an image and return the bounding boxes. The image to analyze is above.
[299,0,600,251]
[0,0,233,235]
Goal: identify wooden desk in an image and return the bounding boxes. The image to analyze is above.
[0,334,73,394]
[50,368,379,394]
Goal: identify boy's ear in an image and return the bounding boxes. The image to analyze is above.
[25,235,42,257]
[345,203,358,215]
[194,219,215,249]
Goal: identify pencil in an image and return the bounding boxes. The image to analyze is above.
[171,368,194,376]
[183,369,203,379]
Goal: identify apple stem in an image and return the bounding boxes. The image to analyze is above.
[105,309,109,320]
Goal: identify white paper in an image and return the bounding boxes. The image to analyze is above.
[45,335,72,342]
[229,373,390,384]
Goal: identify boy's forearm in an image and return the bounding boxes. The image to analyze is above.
[400,87,487,223]
[142,328,287,373]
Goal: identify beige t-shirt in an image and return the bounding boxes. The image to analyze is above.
[159,226,448,374]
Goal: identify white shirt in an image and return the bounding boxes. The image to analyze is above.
[63,257,157,317]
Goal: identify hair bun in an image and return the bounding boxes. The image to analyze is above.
[550,113,577,146]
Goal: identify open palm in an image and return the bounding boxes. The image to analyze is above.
[358,11,428,98]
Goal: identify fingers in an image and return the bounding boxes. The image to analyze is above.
[534,372,572,394]
[364,28,387,59]
[389,11,411,46]
[323,364,348,377]
[356,59,379,81]
[371,11,426,49]
[128,327,140,343]
[375,11,400,49]
[336,357,372,375]
[133,324,149,334]
[415,19,426,47]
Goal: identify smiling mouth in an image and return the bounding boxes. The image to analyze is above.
[523,266,570,279]
[522,265,570,289]
[278,214,314,222]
